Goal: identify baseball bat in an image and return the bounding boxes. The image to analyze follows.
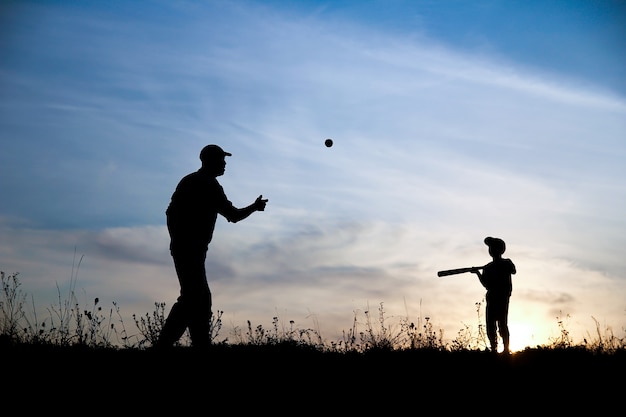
[437,266,483,277]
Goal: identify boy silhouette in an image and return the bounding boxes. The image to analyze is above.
[471,237,516,354]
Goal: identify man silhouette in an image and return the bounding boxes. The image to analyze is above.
[156,144,268,348]
[471,237,516,354]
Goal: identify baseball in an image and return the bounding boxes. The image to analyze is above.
[325,138,333,147]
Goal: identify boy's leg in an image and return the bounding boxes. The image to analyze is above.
[501,328,510,353]
[485,301,498,351]
[499,298,511,353]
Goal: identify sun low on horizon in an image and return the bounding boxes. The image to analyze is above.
[507,323,539,353]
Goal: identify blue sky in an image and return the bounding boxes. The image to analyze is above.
[1,0,625,350]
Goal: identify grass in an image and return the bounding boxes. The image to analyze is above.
[2,269,625,413]
[2,269,625,353]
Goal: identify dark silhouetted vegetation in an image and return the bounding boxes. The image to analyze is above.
[2,270,624,413]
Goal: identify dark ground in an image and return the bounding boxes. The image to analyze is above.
[4,342,623,413]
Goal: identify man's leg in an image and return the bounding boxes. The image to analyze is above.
[188,289,212,348]
[156,300,188,348]
[172,248,211,347]
[157,248,207,347]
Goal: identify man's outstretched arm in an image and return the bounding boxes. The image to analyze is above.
[223,195,268,223]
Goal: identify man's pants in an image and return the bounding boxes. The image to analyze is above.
[157,249,212,347]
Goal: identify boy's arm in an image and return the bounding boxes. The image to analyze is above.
[508,259,517,275]
[471,268,488,289]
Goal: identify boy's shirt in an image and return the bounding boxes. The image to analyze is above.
[480,258,516,297]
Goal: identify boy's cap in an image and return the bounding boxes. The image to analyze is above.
[200,144,232,162]
[484,237,506,254]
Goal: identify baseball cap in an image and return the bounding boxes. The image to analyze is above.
[200,144,232,162]
[484,237,506,254]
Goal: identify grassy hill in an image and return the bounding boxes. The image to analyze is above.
[3,340,624,414]
[2,271,624,413]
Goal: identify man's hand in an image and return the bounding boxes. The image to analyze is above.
[255,195,268,211]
